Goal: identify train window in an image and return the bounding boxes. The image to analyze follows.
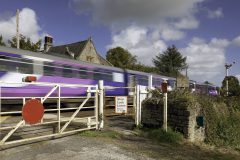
[0,60,17,72]
[78,68,88,79]
[18,63,33,74]
[104,73,112,81]
[93,71,102,80]
[62,65,73,78]
[138,76,148,86]
[93,70,112,81]
[43,65,55,76]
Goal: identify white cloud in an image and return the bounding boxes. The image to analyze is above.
[174,16,199,29]
[107,25,167,65]
[233,35,240,47]
[161,28,185,41]
[207,8,224,19]
[0,8,42,43]
[70,0,205,48]
[181,38,230,85]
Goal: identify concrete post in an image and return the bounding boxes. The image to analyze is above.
[162,80,168,132]
[148,75,152,98]
[98,80,104,129]
[163,92,168,132]
[135,85,140,126]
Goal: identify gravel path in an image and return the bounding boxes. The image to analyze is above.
[0,135,155,160]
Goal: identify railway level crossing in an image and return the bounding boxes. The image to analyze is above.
[0,80,148,148]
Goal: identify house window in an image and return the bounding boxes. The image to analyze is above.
[86,56,94,62]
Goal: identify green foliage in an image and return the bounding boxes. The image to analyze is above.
[221,76,240,96]
[106,47,137,69]
[0,35,6,46]
[153,45,187,77]
[8,34,41,52]
[147,128,183,144]
[131,63,158,73]
[198,95,240,149]
[106,46,158,73]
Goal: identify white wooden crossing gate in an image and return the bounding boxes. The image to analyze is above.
[0,81,104,148]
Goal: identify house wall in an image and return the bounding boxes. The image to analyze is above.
[77,41,101,64]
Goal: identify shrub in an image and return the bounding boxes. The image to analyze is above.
[147,128,183,144]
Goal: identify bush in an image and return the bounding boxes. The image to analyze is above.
[198,95,240,149]
[147,128,183,144]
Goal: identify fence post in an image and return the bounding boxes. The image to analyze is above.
[135,85,140,126]
[148,75,152,98]
[98,80,104,129]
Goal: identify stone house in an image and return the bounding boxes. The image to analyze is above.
[43,36,112,66]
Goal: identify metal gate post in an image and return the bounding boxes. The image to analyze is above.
[94,85,99,129]
[98,80,104,129]
[135,85,140,126]
[57,85,61,133]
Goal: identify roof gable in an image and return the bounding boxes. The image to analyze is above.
[48,40,88,59]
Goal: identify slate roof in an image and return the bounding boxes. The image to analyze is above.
[47,40,88,59]
[46,38,112,66]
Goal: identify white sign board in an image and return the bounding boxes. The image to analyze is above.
[115,96,128,114]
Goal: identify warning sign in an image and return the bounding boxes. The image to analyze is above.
[115,96,128,114]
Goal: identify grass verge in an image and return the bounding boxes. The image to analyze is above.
[79,130,121,139]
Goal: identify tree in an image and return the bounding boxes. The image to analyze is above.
[8,35,41,52]
[106,47,137,69]
[0,35,6,46]
[204,81,213,85]
[152,45,187,77]
[131,63,157,73]
[221,76,240,96]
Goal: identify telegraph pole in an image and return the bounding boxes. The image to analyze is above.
[16,9,20,49]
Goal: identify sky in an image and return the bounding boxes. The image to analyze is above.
[0,0,240,86]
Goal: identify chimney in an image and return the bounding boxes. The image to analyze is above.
[44,35,53,52]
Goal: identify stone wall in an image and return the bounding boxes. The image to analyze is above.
[78,40,101,64]
[142,98,205,142]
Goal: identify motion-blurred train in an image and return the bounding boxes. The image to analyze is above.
[0,46,217,97]
[0,46,175,97]
[189,80,218,96]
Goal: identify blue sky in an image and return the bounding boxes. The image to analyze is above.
[0,0,240,86]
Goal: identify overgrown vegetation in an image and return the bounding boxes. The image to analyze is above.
[146,128,183,144]
[145,89,240,149]
[198,95,240,149]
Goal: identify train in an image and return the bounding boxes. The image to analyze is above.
[0,46,175,97]
[0,46,218,97]
[189,80,218,96]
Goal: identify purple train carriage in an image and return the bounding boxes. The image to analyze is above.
[189,80,218,96]
[0,46,176,98]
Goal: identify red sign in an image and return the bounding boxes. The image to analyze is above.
[161,82,168,93]
[22,99,44,124]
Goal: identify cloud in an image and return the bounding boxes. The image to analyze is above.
[174,16,199,29]
[107,25,167,65]
[233,35,240,47]
[0,8,42,43]
[207,8,224,19]
[181,37,230,84]
[71,0,206,64]
[70,0,204,26]
[161,28,185,41]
